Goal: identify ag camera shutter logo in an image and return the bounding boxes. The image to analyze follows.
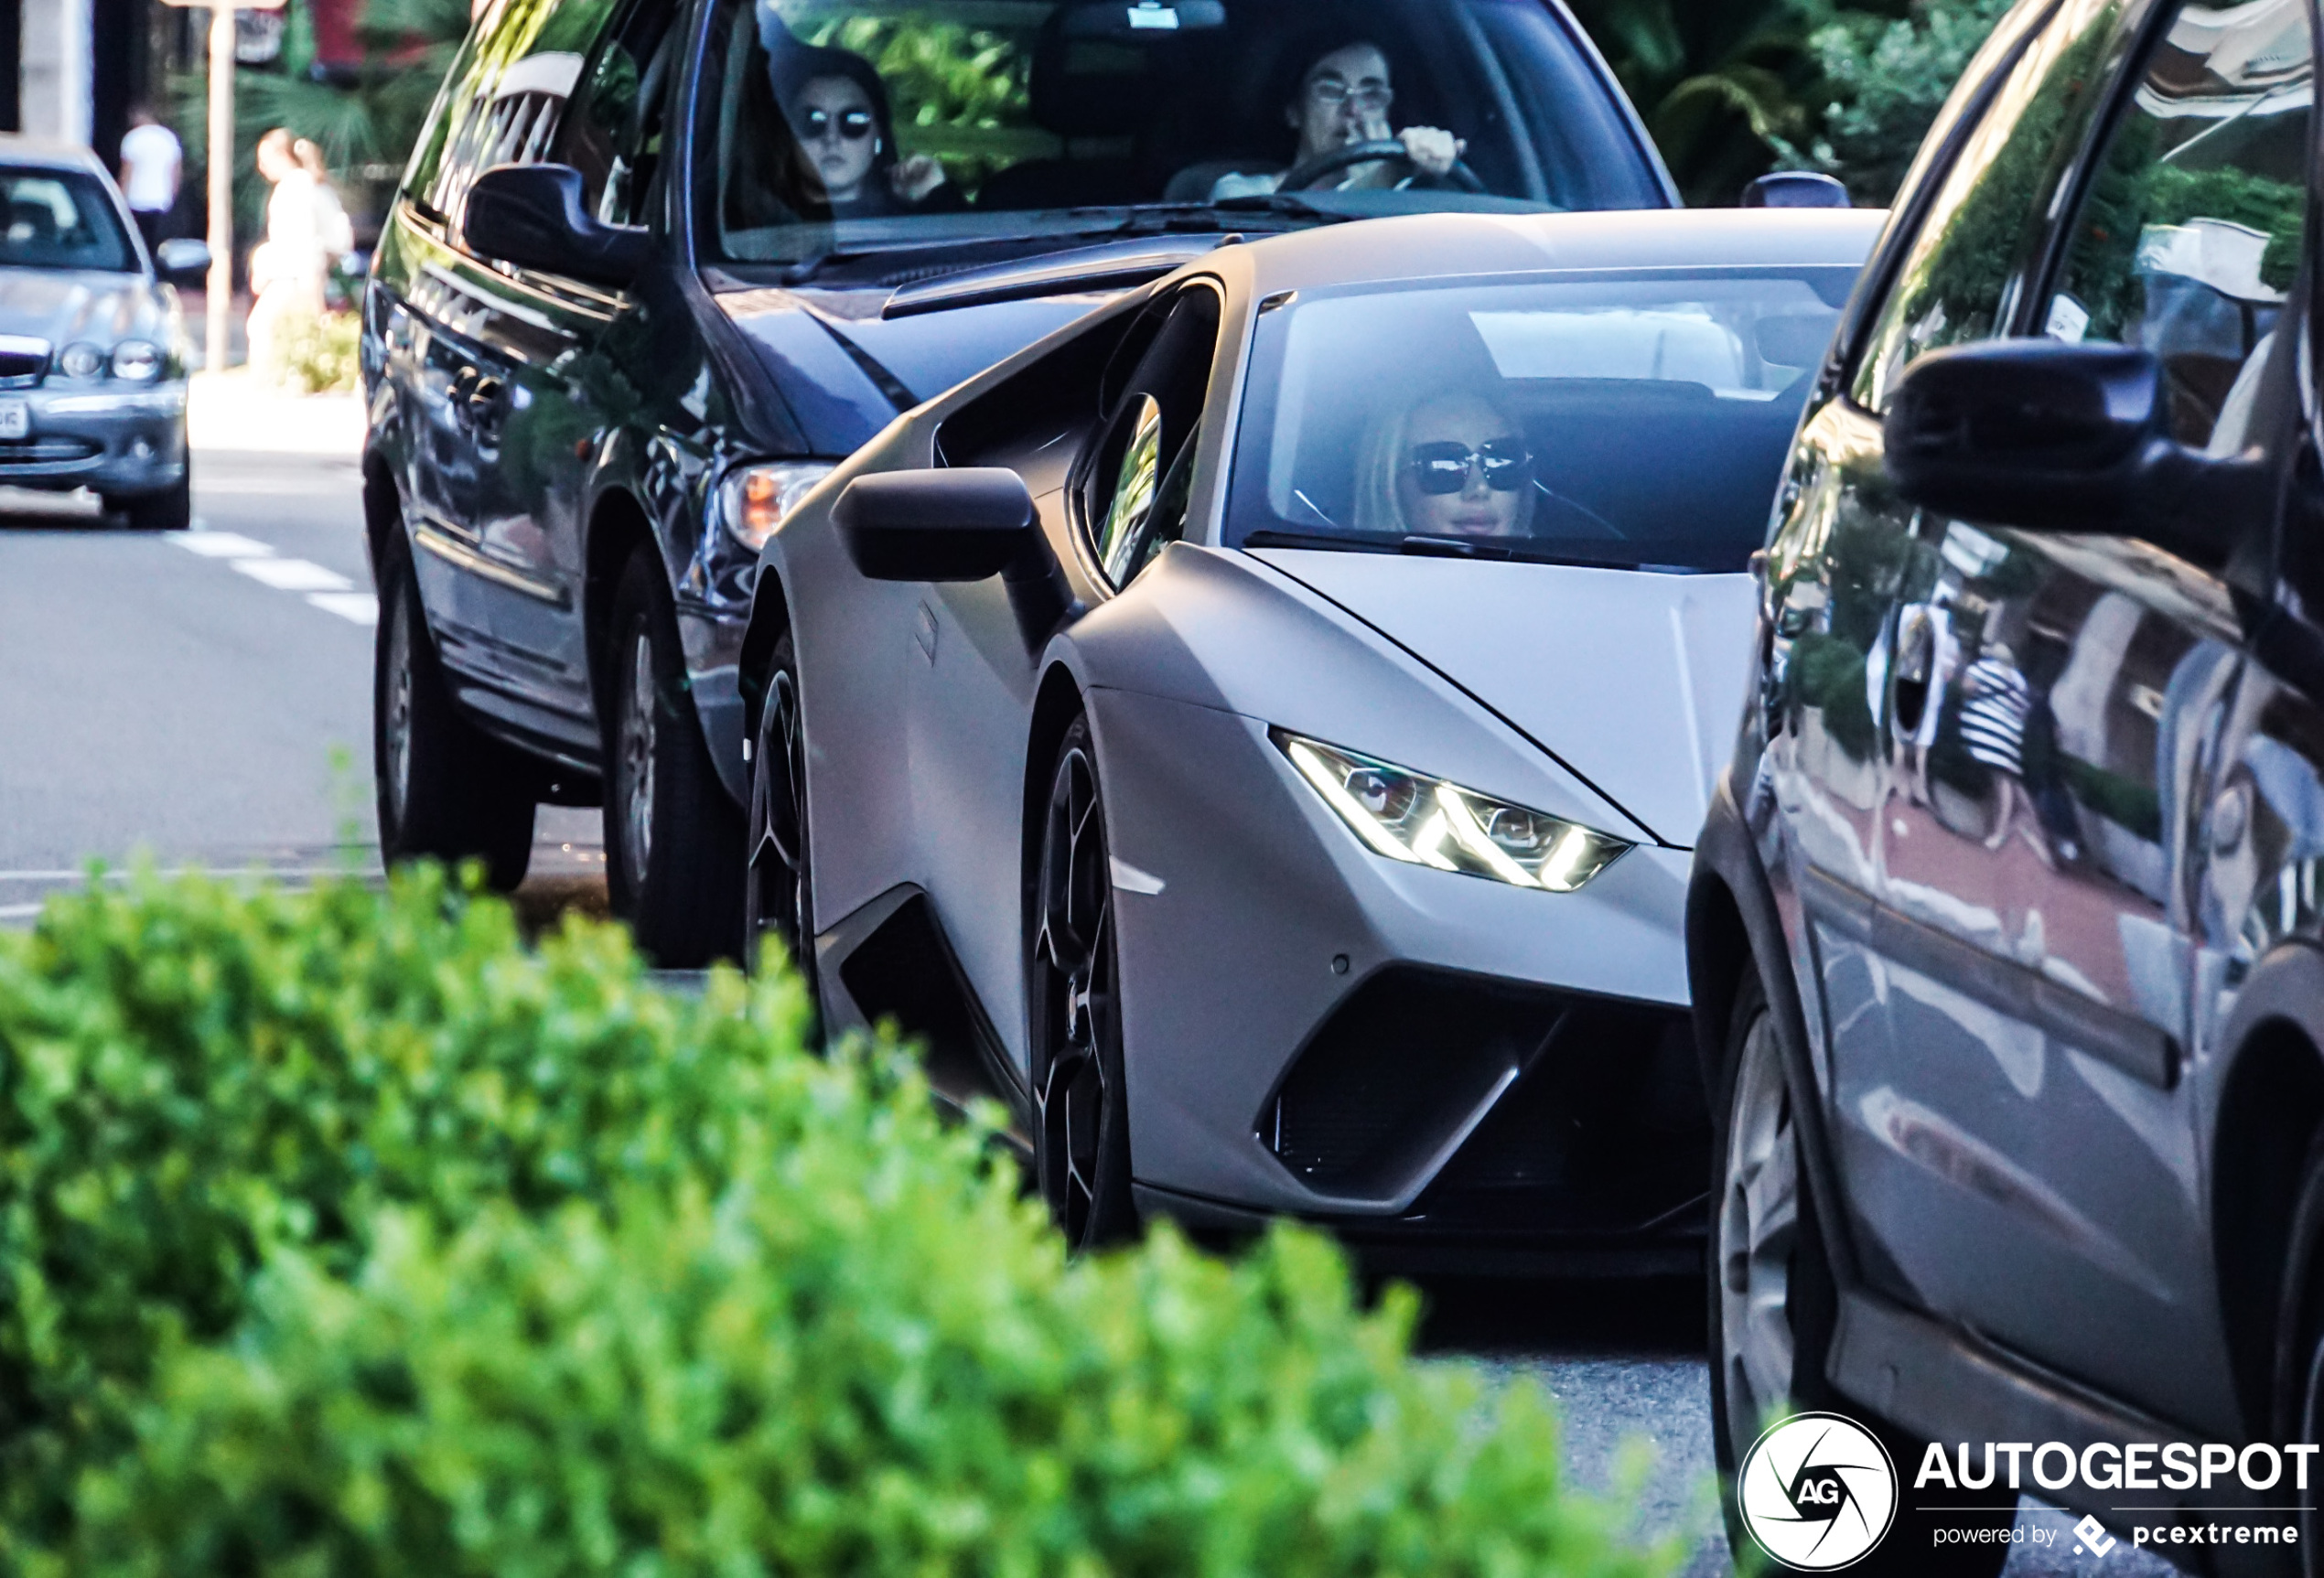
[1738,1412,1899,1570]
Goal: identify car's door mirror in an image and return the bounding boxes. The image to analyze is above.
[462,163,652,285]
[1885,339,2258,555]
[1741,171,1849,209]
[834,468,1039,582]
[152,237,210,284]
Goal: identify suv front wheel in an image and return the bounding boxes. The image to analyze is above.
[1709,971,2012,1577]
[604,549,745,966]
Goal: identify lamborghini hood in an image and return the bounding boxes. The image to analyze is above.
[1251,550,1758,847]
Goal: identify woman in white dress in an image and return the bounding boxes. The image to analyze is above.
[245,128,328,380]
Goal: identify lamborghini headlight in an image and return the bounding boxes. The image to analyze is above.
[1274,729,1630,892]
[720,461,836,552]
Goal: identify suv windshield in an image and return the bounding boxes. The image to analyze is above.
[706,0,1666,268]
[0,168,134,274]
[1228,268,1856,574]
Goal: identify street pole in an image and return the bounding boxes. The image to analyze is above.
[206,0,233,374]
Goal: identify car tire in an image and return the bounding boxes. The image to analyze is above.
[604,548,745,967]
[1710,970,2012,1576]
[373,542,535,890]
[1028,711,1137,1251]
[107,468,191,531]
[743,629,818,1017]
[2274,1128,2324,1572]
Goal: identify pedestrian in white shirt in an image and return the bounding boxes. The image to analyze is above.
[118,105,181,256]
[248,127,328,381]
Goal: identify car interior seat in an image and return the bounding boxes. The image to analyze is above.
[975,16,1169,210]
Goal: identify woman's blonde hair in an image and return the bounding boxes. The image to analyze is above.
[1351,387,1535,536]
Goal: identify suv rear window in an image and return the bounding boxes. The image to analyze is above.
[705,0,1667,267]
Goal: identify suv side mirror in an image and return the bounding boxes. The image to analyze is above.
[1885,339,2259,553]
[153,237,210,284]
[1741,172,1849,209]
[462,164,651,285]
[834,468,1039,581]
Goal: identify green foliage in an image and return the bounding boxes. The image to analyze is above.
[0,869,1671,1576]
[1789,0,2017,203]
[264,309,362,394]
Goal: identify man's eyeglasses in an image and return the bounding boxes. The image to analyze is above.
[801,107,876,142]
[1307,78,1393,114]
[1407,438,1531,495]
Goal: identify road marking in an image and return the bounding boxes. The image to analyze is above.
[0,903,43,920]
[233,556,353,592]
[173,531,274,558]
[307,591,379,626]
[173,530,373,625]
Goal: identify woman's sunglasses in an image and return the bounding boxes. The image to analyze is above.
[802,107,877,142]
[1406,438,1531,495]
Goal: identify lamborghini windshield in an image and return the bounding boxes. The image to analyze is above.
[705,0,1669,268]
[1227,269,1857,574]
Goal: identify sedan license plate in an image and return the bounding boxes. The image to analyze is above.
[0,401,27,441]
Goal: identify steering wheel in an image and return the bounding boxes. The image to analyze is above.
[1277,138,1486,195]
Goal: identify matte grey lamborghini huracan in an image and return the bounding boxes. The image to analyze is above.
[736,206,1879,1257]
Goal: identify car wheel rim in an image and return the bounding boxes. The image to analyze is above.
[1719,1005,1798,1458]
[747,669,808,965]
[385,594,414,827]
[619,628,656,893]
[1034,741,1114,1246]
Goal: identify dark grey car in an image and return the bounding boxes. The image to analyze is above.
[1689,0,2324,1570]
[0,137,205,531]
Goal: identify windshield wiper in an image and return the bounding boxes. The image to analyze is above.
[1242,529,1691,573]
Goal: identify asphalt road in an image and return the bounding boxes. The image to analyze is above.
[0,449,2167,1578]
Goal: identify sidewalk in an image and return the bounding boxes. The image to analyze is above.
[188,371,366,458]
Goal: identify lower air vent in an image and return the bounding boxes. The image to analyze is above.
[0,437,100,467]
[1261,968,1570,1199]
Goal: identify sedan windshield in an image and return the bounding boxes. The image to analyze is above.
[707,0,1667,269]
[0,169,134,274]
[1227,269,1856,574]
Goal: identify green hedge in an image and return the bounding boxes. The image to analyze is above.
[0,868,1672,1576]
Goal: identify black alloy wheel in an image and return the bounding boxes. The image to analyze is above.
[1029,712,1135,1250]
[1708,971,2011,1576]
[372,541,534,890]
[744,630,818,1014]
[604,549,745,967]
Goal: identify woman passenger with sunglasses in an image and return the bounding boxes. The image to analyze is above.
[1354,389,1537,540]
[772,45,957,219]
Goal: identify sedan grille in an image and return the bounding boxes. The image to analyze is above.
[0,335,50,388]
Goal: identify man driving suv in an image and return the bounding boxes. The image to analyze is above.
[1205,36,1463,199]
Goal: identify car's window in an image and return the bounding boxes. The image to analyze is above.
[559,0,683,227]
[2041,0,2313,451]
[405,0,629,231]
[0,169,133,273]
[1085,284,1220,584]
[1226,268,1856,574]
[700,0,1667,271]
[1851,0,2127,413]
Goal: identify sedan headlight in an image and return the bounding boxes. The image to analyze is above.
[111,339,163,381]
[720,461,836,552]
[58,342,105,380]
[1274,729,1630,892]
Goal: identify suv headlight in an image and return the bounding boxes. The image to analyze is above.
[111,339,163,381]
[1274,729,1630,892]
[720,461,836,552]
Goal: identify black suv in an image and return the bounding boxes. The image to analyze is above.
[360,0,1675,962]
[1691,0,2324,1567]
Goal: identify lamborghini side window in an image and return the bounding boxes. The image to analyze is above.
[1085,284,1221,587]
